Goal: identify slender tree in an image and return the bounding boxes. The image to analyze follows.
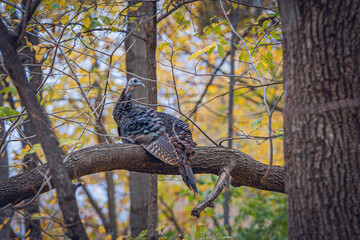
[0,81,12,240]
[125,0,158,237]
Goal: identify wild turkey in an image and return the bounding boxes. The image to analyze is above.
[113,78,198,194]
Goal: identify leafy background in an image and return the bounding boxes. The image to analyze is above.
[0,0,286,239]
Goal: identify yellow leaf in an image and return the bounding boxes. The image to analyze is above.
[35,53,43,62]
[0,224,3,231]
[188,42,216,60]
[50,199,56,205]
[116,237,123,240]
[104,235,112,240]
[83,15,90,29]
[25,229,31,237]
[99,226,106,234]
[32,45,40,53]
[14,227,19,233]
[196,223,201,231]
[60,15,69,25]
[24,145,31,152]
[24,36,33,51]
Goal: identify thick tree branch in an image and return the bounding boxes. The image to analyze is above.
[0,144,285,210]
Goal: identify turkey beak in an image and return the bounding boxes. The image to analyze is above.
[139,82,145,88]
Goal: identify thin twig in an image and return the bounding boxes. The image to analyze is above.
[169,46,182,113]
[219,0,274,182]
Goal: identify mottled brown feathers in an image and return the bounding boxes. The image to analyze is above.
[113,78,198,194]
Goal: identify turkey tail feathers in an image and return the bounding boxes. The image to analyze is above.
[143,135,178,166]
[179,164,198,195]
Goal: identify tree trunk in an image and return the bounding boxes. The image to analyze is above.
[144,2,158,239]
[0,81,12,240]
[278,0,360,239]
[22,31,44,240]
[0,19,88,240]
[224,7,239,235]
[125,1,158,237]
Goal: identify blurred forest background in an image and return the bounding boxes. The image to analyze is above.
[0,0,286,239]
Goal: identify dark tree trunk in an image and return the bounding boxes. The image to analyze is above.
[0,81,12,240]
[144,2,158,239]
[224,7,239,235]
[125,1,158,238]
[22,31,43,240]
[0,19,88,240]
[278,0,360,239]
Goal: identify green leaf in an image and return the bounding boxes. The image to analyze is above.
[8,7,16,15]
[217,44,225,58]
[276,129,284,139]
[51,3,61,10]
[214,25,221,35]
[155,222,168,231]
[0,85,16,95]
[32,213,41,220]
[90,18,102,30]
[100,16,110,25]
[81,38,92,48]
[205,27,212,35]
[208,46,215,55]
[219,39,228,45]
[0,87,11,94]
[267,50,273,61]
[10,86,17,95]
[256,61,265,74]
[239,51,248,61]
[134,230,148,240]
[59,139,80,147]
[251,116,263,127]
[0,107,20,121]
[29,144,41,154]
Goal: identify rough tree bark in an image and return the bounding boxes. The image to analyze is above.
[0,14,88,240]
[125,0,158,237]
[21,30,44,240]
[224,6,239,235]
[278,0,360,239]
[0,144,285,209]
[144,1,158,239]
[0,81,12,240]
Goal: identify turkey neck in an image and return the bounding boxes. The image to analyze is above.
[113,89,133,121]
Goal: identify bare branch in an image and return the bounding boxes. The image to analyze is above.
[192,170,230,217]
[156,0,199,23]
